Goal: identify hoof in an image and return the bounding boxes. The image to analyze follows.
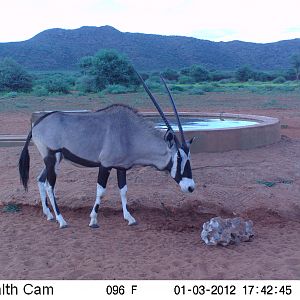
[59,224,68,229]
[44,212,54,221]
[89,224,99,228]
[128,221,138,226]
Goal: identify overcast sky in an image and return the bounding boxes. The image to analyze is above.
[1,0,300,43]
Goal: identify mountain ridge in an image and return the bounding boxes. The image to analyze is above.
[0,25,299,71]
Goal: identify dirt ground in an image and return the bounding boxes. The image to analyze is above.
[0,107,300,279]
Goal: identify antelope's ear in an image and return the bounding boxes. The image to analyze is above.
[187,137,196,146]
[164,130,175,148]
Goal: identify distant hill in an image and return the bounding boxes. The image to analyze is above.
[0,25,300,71]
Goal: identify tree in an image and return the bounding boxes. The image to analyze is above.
[161,68,179,81]
[44,74,70,94]
[189,65,210,82]
[0,58,32,92]
[291,54,300,81]
[79,56,94,75]
[79,49,139,91]
[235,66,253,82]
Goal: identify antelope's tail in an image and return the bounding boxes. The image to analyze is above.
[18,131,32,191]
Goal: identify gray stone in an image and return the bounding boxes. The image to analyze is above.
[201,217,254,246]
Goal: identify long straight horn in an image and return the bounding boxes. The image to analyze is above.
[160,75,187,147]
[135,71,173,132]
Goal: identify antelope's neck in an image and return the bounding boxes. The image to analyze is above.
[156,148,173,171]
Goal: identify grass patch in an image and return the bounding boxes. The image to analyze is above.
[2,203,21,213]
[256,178,293,187]
[0,92,18,99]
[256,180,276,187]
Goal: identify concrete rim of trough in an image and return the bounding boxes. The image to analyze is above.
[143,111,281,153]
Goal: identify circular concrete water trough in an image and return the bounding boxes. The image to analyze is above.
[19,111,280,153]
[144,112,281,153]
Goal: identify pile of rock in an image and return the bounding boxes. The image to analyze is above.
[201,217,254,246]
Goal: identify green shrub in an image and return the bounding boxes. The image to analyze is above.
[0,91,18,99]
[144,79,161,90]
[139,72,149,81]
[189,65,210,82]
[44,74,70,94]
[179,68,190,76]
[252,71,272,81]
[76,75,97,93]
[147,75,160,83]
[201,84,216,92]
[188,87,205,95]
[210,70,234,81]
[178,75,195,84]
[0,58,32,92]
[32,85,48,97]
[104,84,136,94]
[276,85,296,92]
[80,49,139,91]
[218,78,235,84]
[272,76,286,83]
[235,66,254,82]
[169,84,186,92]
[161,68,179,81]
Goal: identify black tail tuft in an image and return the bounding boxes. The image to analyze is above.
[18,131,32,191]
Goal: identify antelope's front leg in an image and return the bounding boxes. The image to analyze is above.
[89,166,111,228]
[117,169,137,225]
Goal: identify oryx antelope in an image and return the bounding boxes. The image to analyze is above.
[18,74,195,228]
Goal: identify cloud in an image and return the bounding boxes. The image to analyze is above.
[0,0,300,42]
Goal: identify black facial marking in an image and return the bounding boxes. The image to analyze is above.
[117,168,127,189]
[182,145,190,155]
[182,160,192,179]
[94,204,100,213]
[174,152,182,183]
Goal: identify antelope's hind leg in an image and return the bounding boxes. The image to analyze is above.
[44,151,67,229]
[89,166,111,228]
[37,167,54,221]
[117,169,137,226]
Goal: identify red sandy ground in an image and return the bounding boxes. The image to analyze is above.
[0,108,300,279]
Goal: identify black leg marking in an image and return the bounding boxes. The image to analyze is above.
[38,168,47,183]
[117,168,126,189]
[89,166,111,229]
[53,197,60,215]
[44,152,61,217]
[44,154,57,187]
[97,166,111,188]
